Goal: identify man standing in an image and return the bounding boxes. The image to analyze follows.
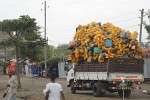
[4,71,18,100]
[44,74,65,100]
[25,59,32,77]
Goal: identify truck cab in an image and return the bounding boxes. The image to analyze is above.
[65,61,74,87]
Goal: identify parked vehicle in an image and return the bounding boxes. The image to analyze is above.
[65,58,144,97]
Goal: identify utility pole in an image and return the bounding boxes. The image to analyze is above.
[44,1,47,77]
[139,9,144,44]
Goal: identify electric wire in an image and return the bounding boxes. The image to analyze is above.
[111,17,139,24]
[101,10,139,22]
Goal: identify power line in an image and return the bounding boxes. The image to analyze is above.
[111,17,139,24]
[124,24,139,29]
[48,39,69,44]
[101,10,138,22]
[47,34,73,38]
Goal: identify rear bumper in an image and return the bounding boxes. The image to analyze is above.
[109,86,141,90]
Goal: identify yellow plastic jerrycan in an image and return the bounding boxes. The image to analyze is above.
[70,40,75,46]
[87,56,92,62]
[131,31,138,40]
[98,54,104,62]
[79,48,84,54]
[93,54,99,61]
[83,49,89,60]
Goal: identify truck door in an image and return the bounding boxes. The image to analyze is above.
[65,62,74,87]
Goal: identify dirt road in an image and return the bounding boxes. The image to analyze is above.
[0,75,150,100]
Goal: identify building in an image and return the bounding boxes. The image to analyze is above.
[141,42,150,81]
[0,31,15,59]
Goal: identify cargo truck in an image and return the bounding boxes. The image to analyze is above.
[65,58,144,97]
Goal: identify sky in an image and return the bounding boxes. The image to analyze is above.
[0,0,149,47]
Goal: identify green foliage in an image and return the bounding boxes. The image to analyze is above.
[40,57,60,68]
[49,45,55,58]
[0,37,21,47]
[0,15,45,62]
[39,44,69,69]
[144,20,150,40]
[145,25,150,39]
[0,59,10,67]
[54,44,69,62]
[20,41,44,61]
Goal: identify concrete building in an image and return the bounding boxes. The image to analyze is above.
[0,31,15,59]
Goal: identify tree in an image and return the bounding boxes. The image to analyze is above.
[144,11,150,40]
[0,15,45,88]
[39,44,69,76]
[54,44,70,61]
[145,24,150,39]
[49,45,55,59]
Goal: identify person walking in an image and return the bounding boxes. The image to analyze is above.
[43,74,65,100]
[3,71,18,100]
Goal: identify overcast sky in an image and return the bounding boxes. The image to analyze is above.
[0,0,149,47]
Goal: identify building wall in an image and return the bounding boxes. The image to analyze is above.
[0,32,15,59]
[142,47,150,79]
[58,62,66,78]
[144,58,150,78]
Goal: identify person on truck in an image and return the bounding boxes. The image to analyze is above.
[43,74,65,100]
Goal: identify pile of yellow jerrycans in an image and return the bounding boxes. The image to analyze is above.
[68,22,144,63]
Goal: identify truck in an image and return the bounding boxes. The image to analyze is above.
[65,58,144,97]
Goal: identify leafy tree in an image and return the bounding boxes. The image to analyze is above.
[49,45,55,59]
[145,24,150,39]
[54,44,70,61]
[0,59,10,68]
[0,15,45,88]
[39,44,69,76]
[144,14,150,40]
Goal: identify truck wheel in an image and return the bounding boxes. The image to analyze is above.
[93,83,101,97]
[118,90,131,97]
[99,84,106,96]
[68,80,73,87]
[71,81,76,94]
[71,86,76,94]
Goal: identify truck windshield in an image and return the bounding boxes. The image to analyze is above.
[65,62,73,72]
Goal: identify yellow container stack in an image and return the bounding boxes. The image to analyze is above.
[68,22,144,63]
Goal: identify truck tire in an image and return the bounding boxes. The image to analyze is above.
[99,84,106,96]
[71,81,76,94]
[68,80,73,87]
[71,86,76,94]
[93,83,101,97]
[118,90,131,97]
[93,83,105,97]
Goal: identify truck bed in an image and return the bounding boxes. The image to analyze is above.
[74,58,144,81]
[75,58,144,73]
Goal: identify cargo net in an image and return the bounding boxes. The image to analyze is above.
[68,22,144,63]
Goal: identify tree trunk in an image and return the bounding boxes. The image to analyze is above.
[16,46,21,88]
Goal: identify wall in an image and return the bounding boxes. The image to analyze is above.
[58,62,66,78]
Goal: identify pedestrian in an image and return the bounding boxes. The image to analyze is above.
[25,59,32,77]
[3,71,18,100]
[31,63,38,78]
[43,74,65,100]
